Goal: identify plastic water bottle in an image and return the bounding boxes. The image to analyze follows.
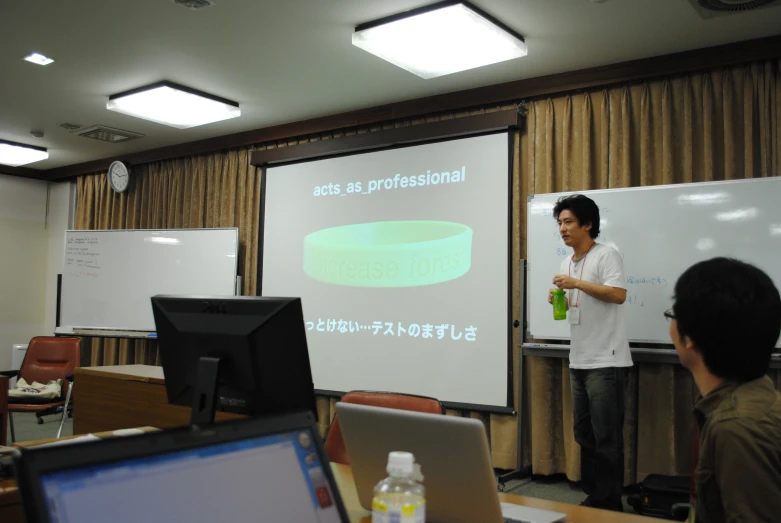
[552,288,567,320]
[372,451,425,523]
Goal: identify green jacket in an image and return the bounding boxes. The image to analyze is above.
[694,376,781,523]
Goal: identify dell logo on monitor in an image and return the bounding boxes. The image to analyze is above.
[201,301,228,314]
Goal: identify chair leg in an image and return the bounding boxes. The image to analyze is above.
[57,383,74,439]
[9,412,15,443]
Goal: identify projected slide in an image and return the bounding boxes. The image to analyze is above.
[262,133,510,407]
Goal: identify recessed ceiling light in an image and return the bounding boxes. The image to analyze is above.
[0,139,49,166]
[352,0,527,79]
[106,81,241,129]
[24,52,55,66]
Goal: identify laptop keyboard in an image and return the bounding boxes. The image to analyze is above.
[503,518,532,523]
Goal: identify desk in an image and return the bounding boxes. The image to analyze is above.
[73,365,244,433]
[0,476,21,523]
[331,462,669,523]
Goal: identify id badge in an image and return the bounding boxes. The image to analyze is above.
[568,307,580,325]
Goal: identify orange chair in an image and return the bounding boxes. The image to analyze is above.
[324,391,445,465]
[0,336,81,443]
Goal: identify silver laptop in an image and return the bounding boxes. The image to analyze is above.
[336,403,566,523]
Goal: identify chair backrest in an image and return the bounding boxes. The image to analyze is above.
[324,390,445,465]
[18,336,81,397]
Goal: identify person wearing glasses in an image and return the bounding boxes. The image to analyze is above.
[667,257,781,523]
[549,194,632,512]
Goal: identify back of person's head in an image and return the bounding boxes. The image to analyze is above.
[553,194,600,239]
[673,257,781,382]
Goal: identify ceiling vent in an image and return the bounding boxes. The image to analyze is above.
[688,0,780,18]
[58,122,83,131]
[171,0,215,10]
[71,125,144,143]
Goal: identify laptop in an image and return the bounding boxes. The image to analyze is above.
[337,403,567,523]
[14,411,349,523]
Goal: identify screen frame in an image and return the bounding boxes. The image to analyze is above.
[257,130,516,414]
[14,412,348,523]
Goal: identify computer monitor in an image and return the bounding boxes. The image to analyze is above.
[151,295,317,426]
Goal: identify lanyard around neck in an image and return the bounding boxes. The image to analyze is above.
[568,242,596,308]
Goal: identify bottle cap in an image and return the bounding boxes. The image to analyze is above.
[387,451,415,475]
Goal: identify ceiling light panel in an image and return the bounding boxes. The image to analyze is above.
[106,82,241,129]
[0,139,49,166]
[24,52,55,66]
[352,2,527,79]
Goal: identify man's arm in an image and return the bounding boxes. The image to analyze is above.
[576,280,626,304]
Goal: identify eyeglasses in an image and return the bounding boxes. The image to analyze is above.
[663,309,676,321]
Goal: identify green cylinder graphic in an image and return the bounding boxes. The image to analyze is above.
[552,289,567,320]
[303,221,473,288]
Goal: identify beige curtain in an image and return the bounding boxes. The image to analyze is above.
[74,148,260,366]
[518,60,781,482]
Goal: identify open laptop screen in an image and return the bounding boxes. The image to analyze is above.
[37,427,341,523]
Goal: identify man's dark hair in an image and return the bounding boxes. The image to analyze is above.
[673,257,781,382]
[553,194,600,239]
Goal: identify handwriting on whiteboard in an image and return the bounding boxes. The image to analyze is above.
[68,271,99,278]
[626,276,668,286]
[67,236,99,246]
[65,242,102,271]
[626,295,644,306]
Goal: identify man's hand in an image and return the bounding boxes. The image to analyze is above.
[548,289,569,309]
[552,274,579,290]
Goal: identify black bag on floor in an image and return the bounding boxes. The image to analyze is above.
[626,474,691,521]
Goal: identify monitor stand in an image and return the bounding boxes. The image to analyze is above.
[190,356,221,426]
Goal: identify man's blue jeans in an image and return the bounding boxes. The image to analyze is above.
[570,367,629,508]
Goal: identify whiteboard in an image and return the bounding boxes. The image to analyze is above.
[57,228,238,333]
[527,177,781,346]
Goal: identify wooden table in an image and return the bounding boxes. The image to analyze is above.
[73,365,243,434]
[331,463,670,523]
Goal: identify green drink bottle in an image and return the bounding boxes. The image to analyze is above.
[552,289,567,320]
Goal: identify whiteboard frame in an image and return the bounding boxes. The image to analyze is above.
[56,227,239,336]
[526,177,781,345]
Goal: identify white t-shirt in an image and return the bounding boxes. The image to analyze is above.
[559,243,633,369]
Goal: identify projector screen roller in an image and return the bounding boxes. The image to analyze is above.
[261,133,511,409]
